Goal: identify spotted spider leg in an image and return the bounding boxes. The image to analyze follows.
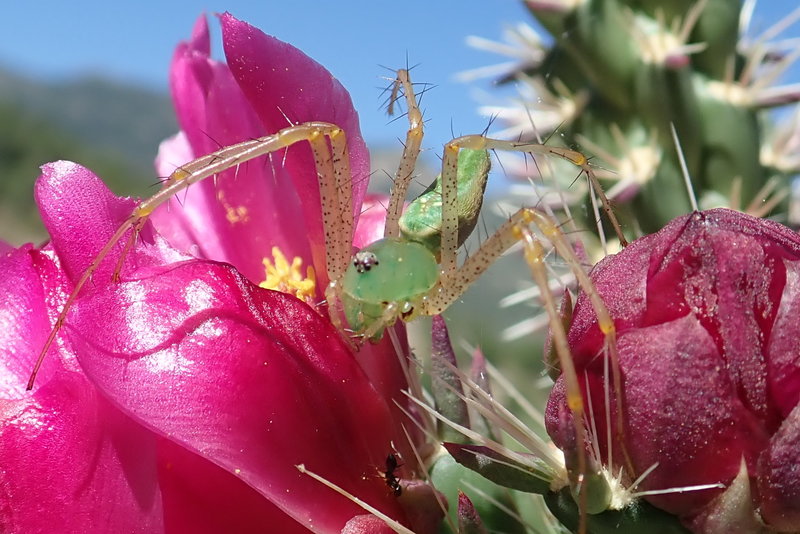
[323,68,429,339]
[28,122,354,390]
[414,136,627,533]
[382,68,425,238]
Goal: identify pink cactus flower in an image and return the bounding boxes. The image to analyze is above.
[1,13,439,533]
[152,13,370,291]
[546,208,800,532]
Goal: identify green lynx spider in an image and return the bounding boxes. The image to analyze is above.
[26,68,629,534]
[28,70,621,376]
[27,72,624,443]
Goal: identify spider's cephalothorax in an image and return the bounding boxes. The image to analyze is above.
[342,238,439,339]
[339,147,494,340]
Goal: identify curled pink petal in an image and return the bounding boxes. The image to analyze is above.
[221,12,370,282]
[35,161,142,282]
[69,260,411,532]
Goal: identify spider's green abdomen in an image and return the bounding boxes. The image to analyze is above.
[399,148,490,255]
[342,237,439,338]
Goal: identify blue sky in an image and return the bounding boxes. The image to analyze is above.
[0,2,531,148]
[0,1,797,152]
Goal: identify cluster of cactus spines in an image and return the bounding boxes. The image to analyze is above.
[464,0,800,235]
[427,317,698,533]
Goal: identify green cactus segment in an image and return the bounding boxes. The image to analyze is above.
[543,487,693,534]
[399,149,491,256]
[694,76,764,207]
[499,0,796,233]
[688,0,741,80]
[627,151,699,233]
[443,442,553,495]
[430,453,527,534]
[570,468,613,516]
[565,1,641,110]
[341,237,438,338]
[431,317,471,443]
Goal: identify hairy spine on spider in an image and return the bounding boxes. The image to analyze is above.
[341,238,438,341]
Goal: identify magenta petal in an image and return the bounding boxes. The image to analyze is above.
[168,15,213,156]
[35,161,140,282]
[2,243,164,532]
[353,195,390,250]
[548,209,800,521]
[159,16,313,285]
[1,374,164,533]
[219,12,369,199]
[151,132,210,258]
[612,316,768,514]
[220,12,370,279]
[1,246,68,391]
[757,404,800,529]
[565,230,656,359]
[33,160,182,306]
[158,438,309,533]
[766,259,800,417]
[69,260,409,532]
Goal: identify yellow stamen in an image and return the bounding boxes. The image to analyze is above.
[259,247,316,304]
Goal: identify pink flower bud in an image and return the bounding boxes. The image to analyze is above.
[546,208,800,530]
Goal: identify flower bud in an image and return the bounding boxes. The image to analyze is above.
[546,208,800,530]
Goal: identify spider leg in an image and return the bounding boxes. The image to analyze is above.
[383,69,425,239]
[29,122,354,390]
[361,301,402,342]
[421,206,622,534]
[306,125,353,281]
[436,136,626,276]
[419,132,628,529]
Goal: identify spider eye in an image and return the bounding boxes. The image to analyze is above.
[353,251,380,273]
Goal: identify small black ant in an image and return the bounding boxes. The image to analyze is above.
[384,453,403,496]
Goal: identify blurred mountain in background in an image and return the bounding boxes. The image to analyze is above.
[0,68,176,245]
